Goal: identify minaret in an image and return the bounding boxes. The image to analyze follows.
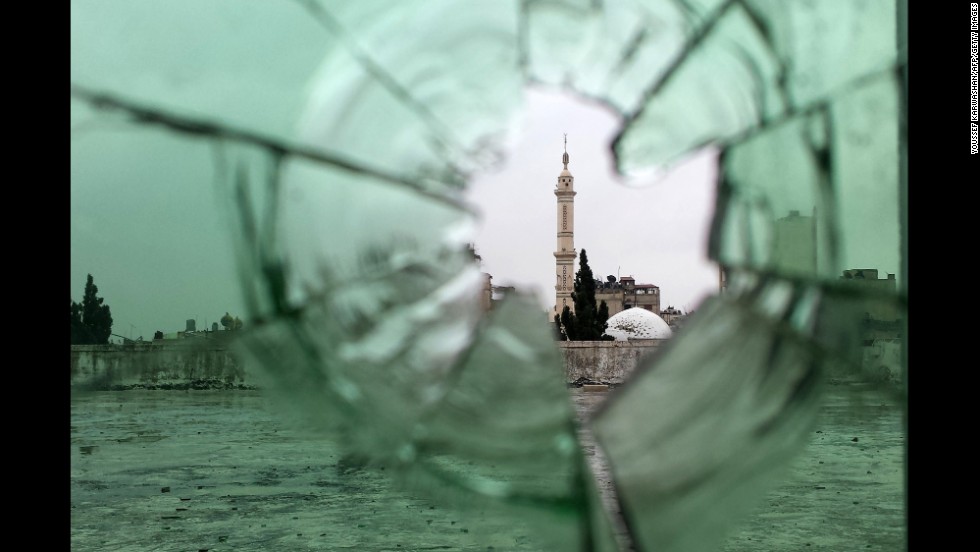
[553,135,577,318]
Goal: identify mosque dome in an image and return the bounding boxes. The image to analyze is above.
[603,307,673,341]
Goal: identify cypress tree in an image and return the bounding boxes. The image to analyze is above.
[571,250,596,339]
[559,305,576,340]
[554,249,611,340]
[72,274,113,344]
[70,300,89,344]
[597,299,611,340]
[553,312,567,341]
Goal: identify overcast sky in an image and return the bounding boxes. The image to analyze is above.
[70,87,721,341]
[465,87,720,315]
[71,2,902,347]
[70,117,245,340]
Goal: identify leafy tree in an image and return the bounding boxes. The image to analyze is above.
[218,312,245,331]
[554,250,611,340]
[71,274,113,344]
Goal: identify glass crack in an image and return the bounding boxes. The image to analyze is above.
[70,83,472,213]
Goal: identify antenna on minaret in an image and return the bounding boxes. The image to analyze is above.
[562,133,569,169]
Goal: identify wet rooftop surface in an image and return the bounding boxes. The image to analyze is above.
[71,384,904,551]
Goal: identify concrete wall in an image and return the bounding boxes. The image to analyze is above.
[559,340,666,384]
[72,340,664,389]
[859,339,903,384]
[71,342,251,390]
[73,338,898,389]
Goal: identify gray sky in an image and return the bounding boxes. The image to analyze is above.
[68,2,738,340]
[71,87,720,341]
[70,3,898,341]
[465,87,720,314]
[70,118,245,340]
[70,1,900,351]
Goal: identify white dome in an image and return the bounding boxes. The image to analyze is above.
[604,307,673,340]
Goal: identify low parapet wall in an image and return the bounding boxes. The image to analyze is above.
[857,339,903,384]
[71,342,251,390]
[72,340,664,389]
[559,340,666,384]
[74,338,896,389]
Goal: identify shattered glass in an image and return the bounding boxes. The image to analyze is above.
[72,0,906,551]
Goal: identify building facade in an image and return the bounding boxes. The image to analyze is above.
[595,276,662,317]
[660,305,684,325]
[772,209,817,275]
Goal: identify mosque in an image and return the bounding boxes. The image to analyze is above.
[550,138,675,340]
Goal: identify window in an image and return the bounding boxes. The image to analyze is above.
[71,2,906,551]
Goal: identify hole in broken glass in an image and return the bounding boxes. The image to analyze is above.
[465,86,720,319]
[70,2,906,551]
